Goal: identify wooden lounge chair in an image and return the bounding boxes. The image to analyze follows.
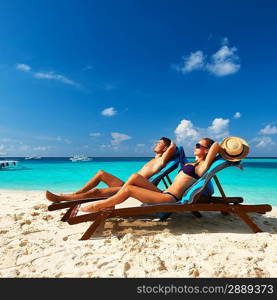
[66,156,272,240]
[48,146,187,221]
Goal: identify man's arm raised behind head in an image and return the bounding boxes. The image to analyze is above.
[160,141,176,167]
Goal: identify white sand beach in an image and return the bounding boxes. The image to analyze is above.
[0,189,277,278]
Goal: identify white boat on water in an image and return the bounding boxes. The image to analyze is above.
[69,155,93,162]
[25,156,41,160]
[0,160,19,169]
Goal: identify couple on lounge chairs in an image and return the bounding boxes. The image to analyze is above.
[46,136,249,214]
[46,136,176,199]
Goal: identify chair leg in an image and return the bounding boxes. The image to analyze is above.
[61,205,76,222]
[192,211,202,218]
[233,207,262,233]
[80,213,110,240]
[159,212,172,221]
[221,211,229,216]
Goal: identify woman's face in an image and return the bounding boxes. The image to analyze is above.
[193,139,209,157]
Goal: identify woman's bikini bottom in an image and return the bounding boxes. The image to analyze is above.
[162,191,181,202]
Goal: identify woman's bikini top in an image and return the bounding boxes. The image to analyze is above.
[180,163,200,180]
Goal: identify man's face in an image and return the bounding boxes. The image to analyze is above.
[154,140,167,153]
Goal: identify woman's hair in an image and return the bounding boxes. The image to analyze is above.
[202,137,215,149]
[187,137,215,165]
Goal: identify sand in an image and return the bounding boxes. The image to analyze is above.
[0,189,277,278]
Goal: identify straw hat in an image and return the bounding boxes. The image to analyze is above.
[220,136,249,161]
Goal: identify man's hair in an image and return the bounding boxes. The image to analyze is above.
[160,137,171,148]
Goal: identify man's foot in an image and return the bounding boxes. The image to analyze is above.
[46,190,63,202]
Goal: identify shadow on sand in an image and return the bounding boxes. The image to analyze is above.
[96,211,277,238]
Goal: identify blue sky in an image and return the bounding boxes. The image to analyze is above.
[0,0,277,157]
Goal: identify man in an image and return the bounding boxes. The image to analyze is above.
[46,137,176,202]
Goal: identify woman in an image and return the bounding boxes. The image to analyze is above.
[79,137,220,213]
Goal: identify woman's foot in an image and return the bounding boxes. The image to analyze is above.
[80,201,114,213]
[75,189,86,194]
[46,190,63,202]
[60,192,78,196]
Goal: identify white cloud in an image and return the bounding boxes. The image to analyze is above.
[208,118,230,139]
[233,112,241,119]
[16,63,31,72]
[174,120,200,144]
[33,146,46,151]
[19,145,31,151]
[0,144,16,152]
[206,45,240,76]
[0,138,16,143]
[174,117,230,145]
[178,51,205,73]
[89,132,101,137]
[259,124,277,135]
[38,136,71,144]
[34,71,80,87]
[16,63,80,87]
[100,144,111,149]
[174,38,240,77]
[253,136,275,148]
[111,132,131,145]
[33,146,51,151]
[101,107,117,117]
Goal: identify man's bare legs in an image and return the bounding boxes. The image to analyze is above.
[47,170,125,202]
[47,173,157,203]
[74,170,124,194]
[46,186,121,203]
[80,173,174,213]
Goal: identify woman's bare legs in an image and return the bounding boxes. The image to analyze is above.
[46,186,121,203]
[80,184,175,213]
[120,173,162,192]
[80,173,170,212]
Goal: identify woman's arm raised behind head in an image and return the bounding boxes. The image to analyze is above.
[198,142,221,175]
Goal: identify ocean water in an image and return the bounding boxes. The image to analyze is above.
[0,157,277,206]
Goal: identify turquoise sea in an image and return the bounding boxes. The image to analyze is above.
[0,157,277,206]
